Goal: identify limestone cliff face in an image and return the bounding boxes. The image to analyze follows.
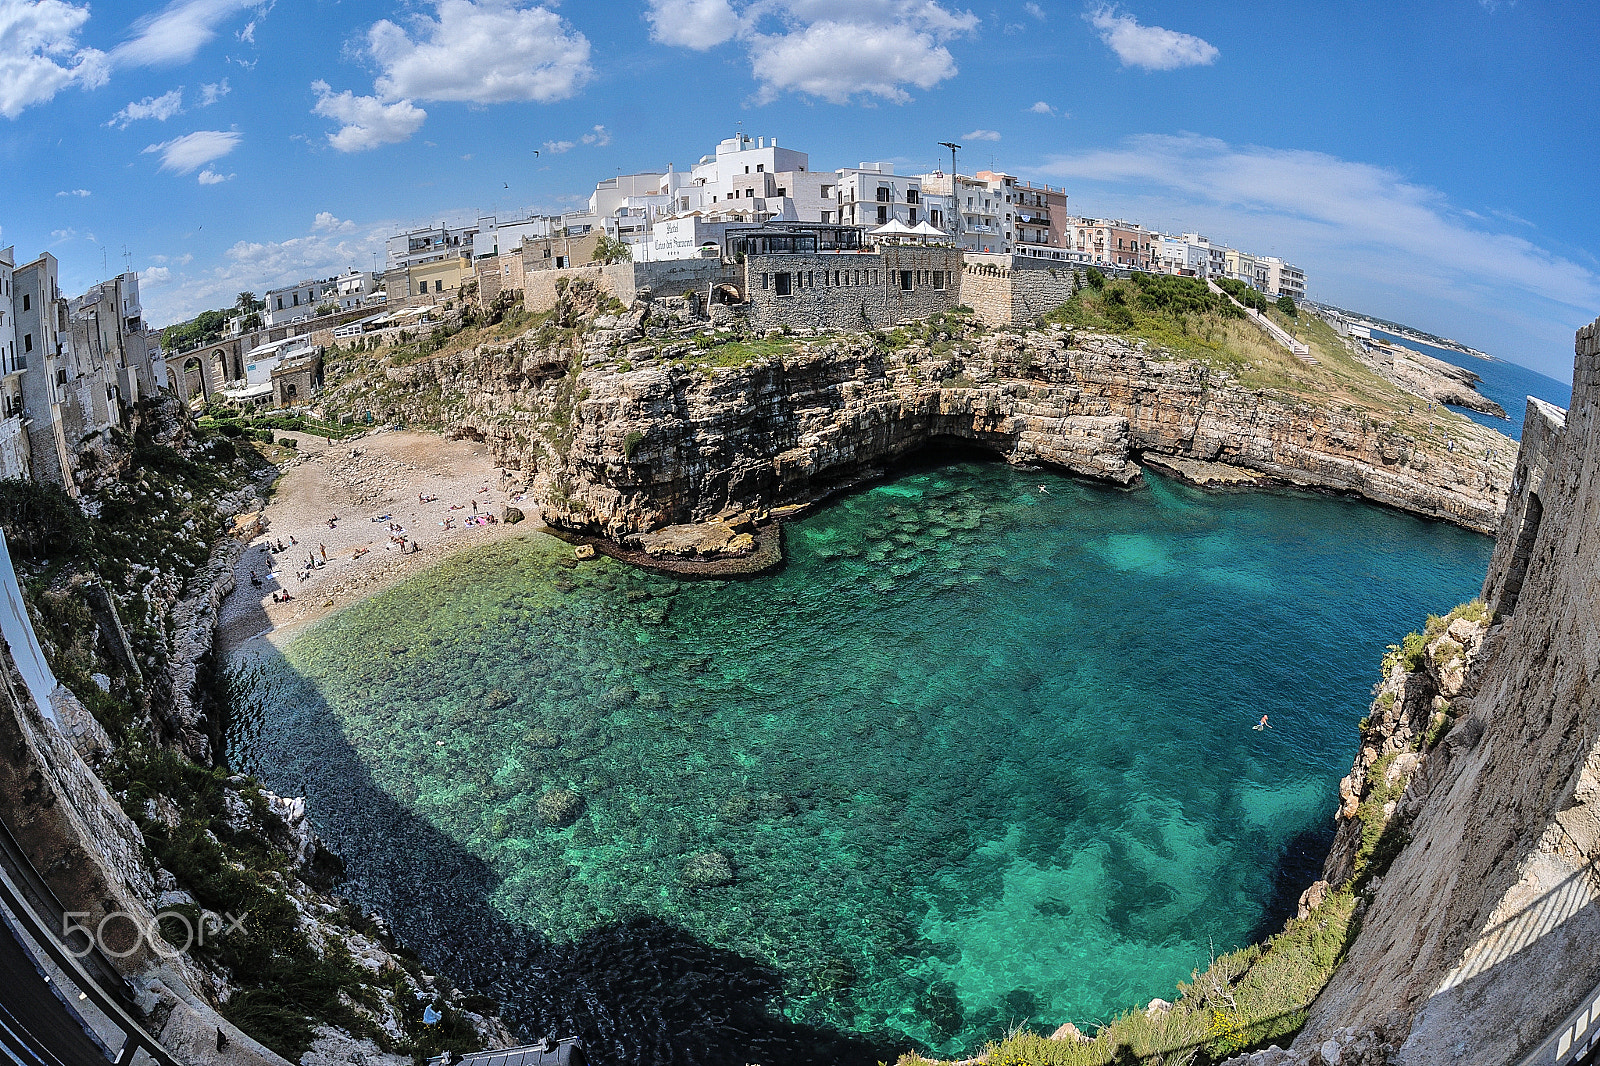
[372,325,1511,542]
[1235,317,1600,1066]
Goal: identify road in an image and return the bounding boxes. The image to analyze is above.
[0,913,114,1066]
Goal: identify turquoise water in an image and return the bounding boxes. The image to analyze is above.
[230,461,1492,1065]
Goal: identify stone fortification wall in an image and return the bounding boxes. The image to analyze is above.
[741,246,963,332]
[1277,317,1600,1066]
[961,254,1079,327]
[1482,396,1566,617]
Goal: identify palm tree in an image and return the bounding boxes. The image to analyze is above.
[236,291,259,313]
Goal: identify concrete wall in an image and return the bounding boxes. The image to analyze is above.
[742,246,963,332]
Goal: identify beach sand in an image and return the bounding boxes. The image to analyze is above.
[218,429,536,659]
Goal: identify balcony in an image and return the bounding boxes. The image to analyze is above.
[1015,211,1051,226]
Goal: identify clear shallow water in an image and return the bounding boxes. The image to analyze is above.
[230,461,1492,1065]
[1369,328,1572,438]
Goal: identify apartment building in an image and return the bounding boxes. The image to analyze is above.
[1010,180,1072,260]
[918,171,1006,253]
[385,222,477,272]
[263,278,336,327]
[0,247,28,480]
[835,164,929,230]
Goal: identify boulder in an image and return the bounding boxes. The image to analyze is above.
[681,850,736,888]
[536,788,584,828]
[503,506,524,525]
[1297,879,1330,920]
[574,544,596,560]
[1049,1022,1089,1043]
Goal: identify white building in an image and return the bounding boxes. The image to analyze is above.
[334,270,382,311]
[474,214,555,258]
[263,278,336,327]
[835,164,934,231]
[683,134,834,226]
[0,247,28,481]
[385,222,477,272]
[918,171,1008,253]
[1156,233,1224,278]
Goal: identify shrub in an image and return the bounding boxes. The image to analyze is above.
[0,479,93,559]
[1276,295,1298,317]
[1085,267,1106,290]
[623,430,645,460]
[278,437,298,449]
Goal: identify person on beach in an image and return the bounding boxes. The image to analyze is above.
[319,544,327,561]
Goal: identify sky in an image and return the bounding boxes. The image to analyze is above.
[1,0,1596,382]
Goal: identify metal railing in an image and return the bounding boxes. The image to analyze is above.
[0,841,178,1066]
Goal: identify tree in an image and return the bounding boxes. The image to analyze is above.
[1276,294,1298,317]
[591,234,632,265]
[236,291,260,313]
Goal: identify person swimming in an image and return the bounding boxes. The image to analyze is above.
[1254,714,1271,731]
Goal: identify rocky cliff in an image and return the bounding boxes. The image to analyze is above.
[1230,316,1600,1066]
[0,401,509,1066]
[324,289,1513,555]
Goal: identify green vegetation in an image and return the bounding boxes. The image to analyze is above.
[1276,295,1298,317]
[677,332,795,369]
[1215,277,1272,313]
[591,233,632,264]
[902,892,1359,1066]
[623,430,645,460]
[199,412,359,441]
[162,308,238,354]
[1381,599,1489,674]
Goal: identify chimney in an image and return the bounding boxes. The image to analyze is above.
[771,138,778,147]
[758,136,765,148]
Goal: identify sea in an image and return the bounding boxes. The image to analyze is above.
[230,459,1492,1066]
[1369,328,1572,439]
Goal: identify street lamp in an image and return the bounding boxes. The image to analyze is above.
[938,141,961,243]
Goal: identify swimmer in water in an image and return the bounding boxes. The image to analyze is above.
[1038,485,1050,495]
[1255,714,1271,731]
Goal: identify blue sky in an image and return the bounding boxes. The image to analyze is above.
[1,0,1595,381]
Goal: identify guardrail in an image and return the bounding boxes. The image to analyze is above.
[0,859,180,1066]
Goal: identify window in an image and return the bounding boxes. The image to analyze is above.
[907,189,919,204]
[877,206,888,224]
[744,166,750,174]
[23,334,32,352]
[776,187,786,197]
[876,187,891,202]
[909,208,918,224]
[277,297,284,310]
[932,271,945,290]
[761,273,769,289]
[821,211,832,223]
[821,185,833,197]
[21,294,29,311]
[774,272,792,297]
[745,188,754,198]
[437,280,446,293]
[756,164,763,172]
[808,271,814,288]
[899,271,913,291]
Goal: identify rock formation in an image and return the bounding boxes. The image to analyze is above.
[333,301,1513,556]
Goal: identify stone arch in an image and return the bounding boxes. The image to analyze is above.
[179,356,209,403]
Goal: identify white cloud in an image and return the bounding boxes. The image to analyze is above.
[50,227,77,242]
[644,0,740,49]
[1024,2,1045,19]
[312,211,355,233]
[1036,133,1600,380]
[142,129,242,173]
[1027,100,1055,114]
[56,187,91,196]
[643,0,978,105]
[963,128,1000,141]
[0,0,110,119]
[197,167,232,183]
[199,78,230,105]
[113,0,256,67]
[108,89,185,128]
[368,0,592,104]
[141,265,172,285]
[236,18,254,42]
[311,81,426,152]
[1087,6,1218,71]
[581,124,610,146]
[542,139,574,154]
[310,1,590,149]
[139,218,391,328]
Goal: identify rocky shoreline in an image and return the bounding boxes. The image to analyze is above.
[317,286,1514,576]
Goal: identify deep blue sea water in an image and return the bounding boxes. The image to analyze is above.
[1370,328,1572,438]
[230,462,1492,1065]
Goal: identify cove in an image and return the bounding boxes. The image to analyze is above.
[228,461,1491,1065]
